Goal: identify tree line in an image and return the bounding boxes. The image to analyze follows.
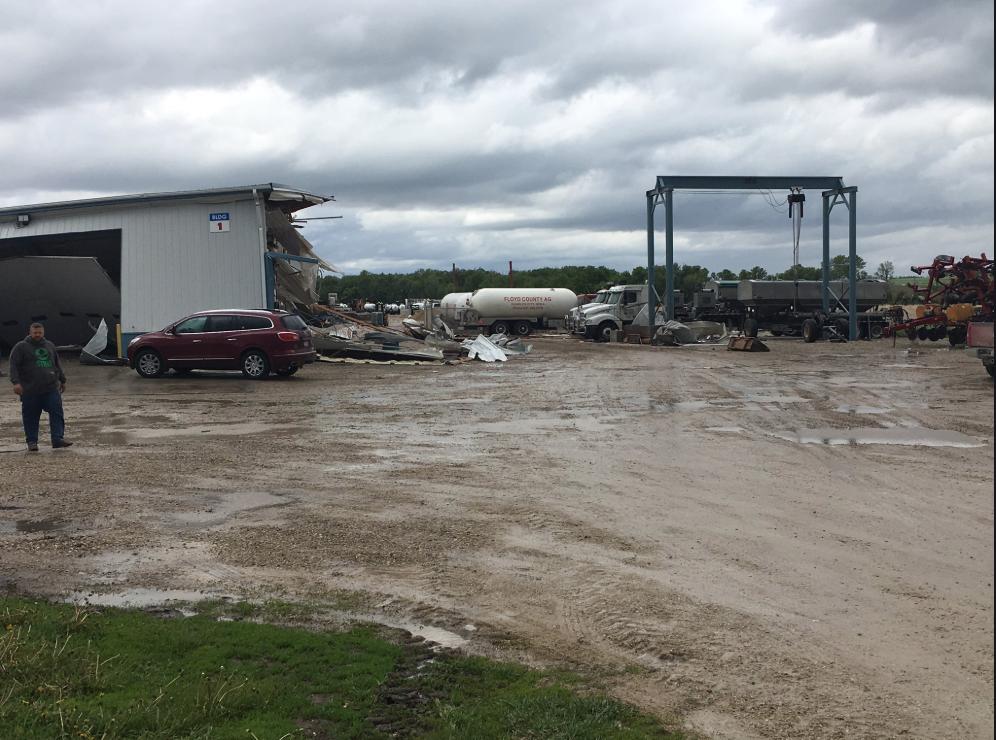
[317,257,912,304]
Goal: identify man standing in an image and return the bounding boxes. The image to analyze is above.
[8,323,72,452]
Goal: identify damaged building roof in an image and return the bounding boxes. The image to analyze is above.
[0,183,333,220]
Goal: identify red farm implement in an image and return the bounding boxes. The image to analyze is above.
[883,254,994,344]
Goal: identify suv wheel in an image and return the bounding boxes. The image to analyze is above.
[241,350,270,379]
[135,349,165,378]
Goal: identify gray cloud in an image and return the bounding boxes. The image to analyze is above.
[1,0,992,278]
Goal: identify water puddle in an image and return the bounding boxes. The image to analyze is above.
[99,422,293,441]
[0,517,66,534]
[66,587,227,608]
[661,394,807,413]
[163,491,290,527]
[834,405,892,415]
[705,426,746,434]
[772,427,985,448]
[356,614,470,649]
[63,591,470,649]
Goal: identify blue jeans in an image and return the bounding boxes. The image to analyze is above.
[21,390,65,445]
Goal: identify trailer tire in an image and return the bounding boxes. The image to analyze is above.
[802,319,820,343]
[513,320,532,336]
[868,322,884,339]
[490,321,510,335]
[743,318,759,338]
[948,326,967,346]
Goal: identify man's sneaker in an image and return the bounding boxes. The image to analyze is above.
[52,439,73,449]
[27,443,39,452]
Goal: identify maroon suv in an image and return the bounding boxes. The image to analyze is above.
[127,309,316,379]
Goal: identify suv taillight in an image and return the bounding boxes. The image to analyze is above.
[277,331,299,343]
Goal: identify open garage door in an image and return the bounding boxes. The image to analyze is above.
[0,230,121,352]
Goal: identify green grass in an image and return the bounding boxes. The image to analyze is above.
[0,597,680,739]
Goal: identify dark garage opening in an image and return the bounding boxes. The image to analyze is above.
[0,229,122,352]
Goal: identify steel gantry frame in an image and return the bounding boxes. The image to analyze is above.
[646,176,861,340]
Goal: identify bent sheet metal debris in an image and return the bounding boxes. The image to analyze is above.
[462,335,508,362]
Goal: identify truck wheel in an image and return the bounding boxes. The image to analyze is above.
[598,322,615,342]
[743,318,758,338]
[802,319,820,343]
[491,321,510,335]
[513,320,532,336]
[869,323,884,339]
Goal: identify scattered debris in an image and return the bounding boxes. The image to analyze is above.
[308,306,444,362]
[461,334,508,362]
[654,320,697,346]
[727,336,770,352]
[80,319,125,365]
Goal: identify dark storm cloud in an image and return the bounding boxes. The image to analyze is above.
[0,0,992,275]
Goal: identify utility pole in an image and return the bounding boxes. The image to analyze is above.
[509,261,514,288]
[452,263,458,292]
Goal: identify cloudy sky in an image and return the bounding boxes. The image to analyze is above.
[1,0,992,276]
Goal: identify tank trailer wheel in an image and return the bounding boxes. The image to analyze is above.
[490,321,510,335]
[513,320,532,336]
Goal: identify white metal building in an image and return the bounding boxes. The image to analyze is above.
[0,184,331,350]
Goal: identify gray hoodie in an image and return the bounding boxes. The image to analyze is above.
[8,336,66,396]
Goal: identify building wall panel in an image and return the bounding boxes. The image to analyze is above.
[1,195,266,333]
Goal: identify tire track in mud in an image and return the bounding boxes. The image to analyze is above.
[542,563,926,739]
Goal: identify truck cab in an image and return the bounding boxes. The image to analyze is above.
[577,284,647,341]
[566,289,608,332]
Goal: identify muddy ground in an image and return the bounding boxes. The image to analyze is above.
[1,335,993,739]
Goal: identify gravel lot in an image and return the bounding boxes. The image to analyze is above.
[1,336,992,739]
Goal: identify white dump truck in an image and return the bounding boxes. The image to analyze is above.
[575,284,648,341]
[439,288,577,336]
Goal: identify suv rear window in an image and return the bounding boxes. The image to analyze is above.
[281,315,307,330]
[234,315,272,330]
